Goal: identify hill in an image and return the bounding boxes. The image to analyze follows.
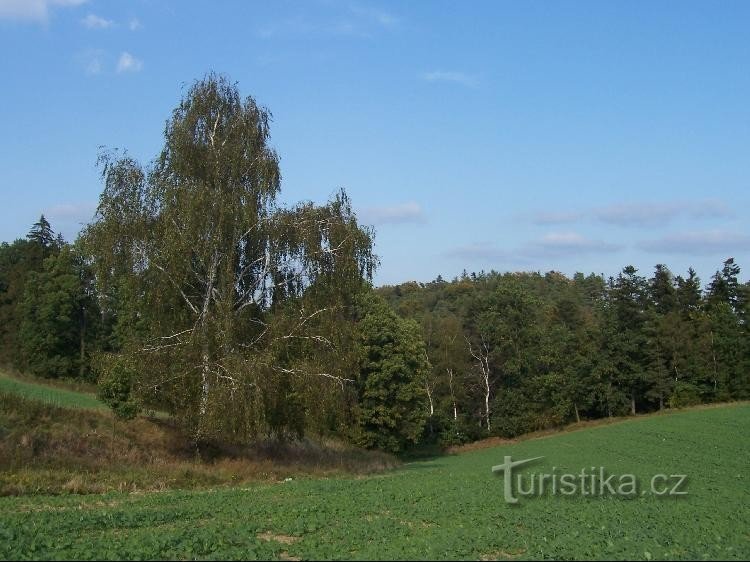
[1,401,747,559]
[0,373,397,496]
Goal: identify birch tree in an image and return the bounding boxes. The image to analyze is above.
[84,73,375,443]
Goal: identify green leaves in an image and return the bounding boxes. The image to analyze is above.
[95,355,140,420]
[18,245,98,380]
[352,293,429,453]
[82,73,376,443]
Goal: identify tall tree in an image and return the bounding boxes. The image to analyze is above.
[27,215,55,254]
[0,217,63,366]
[598,267,650,415]
[18,245,98,379]
[83,73,375,443]
[352,292,429,453]
[707,258,742,312]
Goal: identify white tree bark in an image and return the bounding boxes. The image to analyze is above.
[467,336,492,433]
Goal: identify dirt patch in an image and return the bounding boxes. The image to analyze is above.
[480,548,527,560]
[257,532,301,545]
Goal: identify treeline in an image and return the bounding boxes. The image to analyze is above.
[378,261,750,444]
[1,73,747,455]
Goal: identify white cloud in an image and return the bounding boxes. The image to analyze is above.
[257,18,371,39]
[75,48,105,75]
[528,199,733,227]
[257,3,399,40]
[85,53,102,74]
[594,200,733,227]
[128,17,141,31]
[443,242,515,262]
[81,13,111,29]
[360,202,425,226]
[421,71,478,88]
[531,211,584,225]
[445,232,620,265]
[0,0,86,22]
[348,3,398,28]
[116,51,143,73]
[44,202,97,240]
[529,232,621,257]
[45,202,96,222]
[637,230,750,255]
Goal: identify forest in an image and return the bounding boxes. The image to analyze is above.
[1,74,748,455]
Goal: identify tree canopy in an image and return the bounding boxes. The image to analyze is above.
[82,73,376,443]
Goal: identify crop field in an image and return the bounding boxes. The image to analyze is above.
[1,403,748,560]
[0,372,105,411]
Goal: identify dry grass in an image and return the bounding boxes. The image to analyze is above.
[0,392,398,496]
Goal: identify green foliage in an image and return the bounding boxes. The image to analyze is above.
[352,293,429,453]
[95,356,140,420]
[380,260,749,439]
[82,73,376,444]
[668,381,703,408]
[0,239,47,365]
[26,215,56,252]
[17,245,98,380]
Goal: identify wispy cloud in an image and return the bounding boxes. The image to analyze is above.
[81,13,111,29]
[44,202,97,240]
[445,232,620,264]
[0,0,86,22]
[421,71,479,88]
[443,242,516,262]
[128,17,141,31]
[360,202,425,226]
[74,48,106,75]
[529,232,621,257]
[257,2,398,40]
[593,200,732,227]
[637,230,750,255]
[529,199,733,227]
[116,51,143,73]
[531,211,585,225]
[44,201,96,222]
[258,19,371,39]
[348,2,398,28]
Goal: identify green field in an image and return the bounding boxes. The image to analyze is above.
[1,403,747,560]
[0,372,105,411]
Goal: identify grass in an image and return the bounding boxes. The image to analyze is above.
[1,403,748,560]
[0,371,105,411]
[0,389,398,497]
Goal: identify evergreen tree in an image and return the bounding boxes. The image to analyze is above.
[18,245,98,379]
[26,215,55,251]
[0,224,59,366]
[353,292,429,453]
[650,264,677,314]
[707,258,742,314]
[675,268,702,315]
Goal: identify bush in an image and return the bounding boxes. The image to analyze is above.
[437,417,474,447]
[95,355,140,420]
[668,382,703,409]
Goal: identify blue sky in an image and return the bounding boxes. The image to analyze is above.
[1,0,748,286]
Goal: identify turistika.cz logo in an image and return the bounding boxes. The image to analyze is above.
[491,456,688,504]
